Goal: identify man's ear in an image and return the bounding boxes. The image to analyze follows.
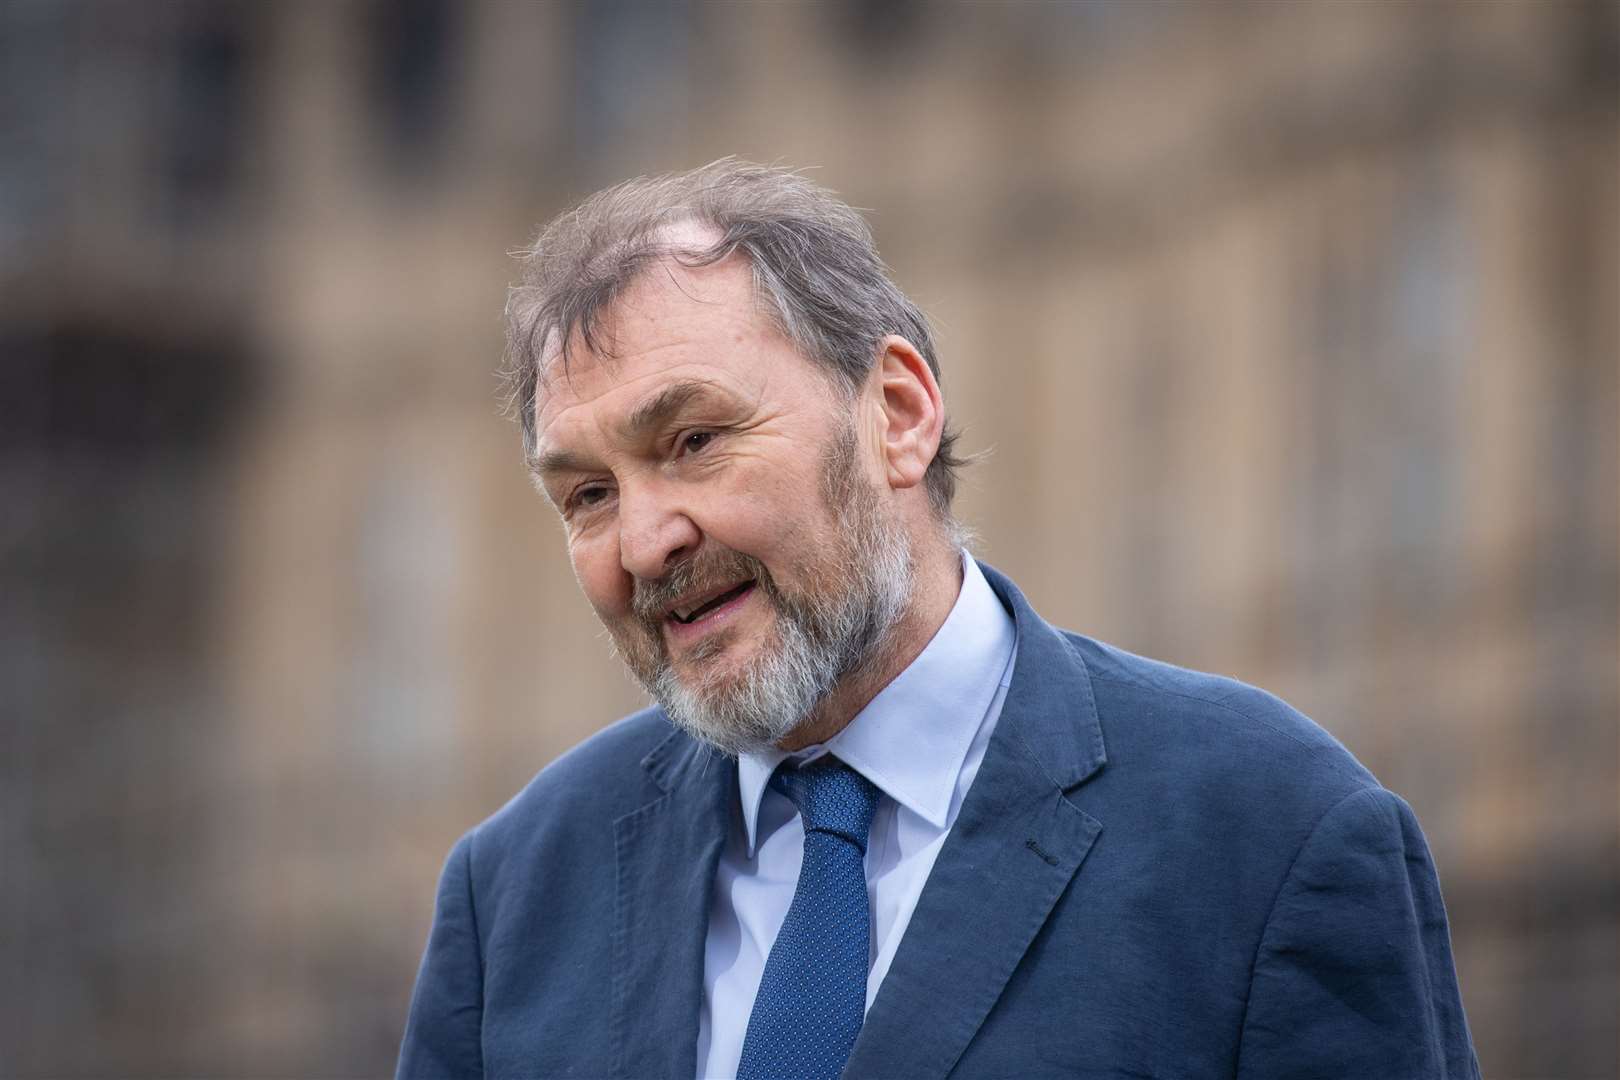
[873,334,944,492]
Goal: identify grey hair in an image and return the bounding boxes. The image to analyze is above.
[501,157,968,521]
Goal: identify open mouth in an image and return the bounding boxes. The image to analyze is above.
[669,580,756,625]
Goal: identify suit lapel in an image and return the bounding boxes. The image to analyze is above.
[610,728,733,1080]
[845,565,1107,1079]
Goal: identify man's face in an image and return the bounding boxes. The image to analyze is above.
[532,255,912,754]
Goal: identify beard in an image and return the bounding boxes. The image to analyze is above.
[604,422,914,756]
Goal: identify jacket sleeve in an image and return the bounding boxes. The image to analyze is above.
[397,831,485,1079]
[1236,786,1481,1079]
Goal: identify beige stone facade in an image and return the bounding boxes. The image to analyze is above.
[3,1,1614,1075]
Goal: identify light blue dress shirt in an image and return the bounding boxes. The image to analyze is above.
[696,554,1018,1079]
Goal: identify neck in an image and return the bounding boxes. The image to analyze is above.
[775,536,965,752]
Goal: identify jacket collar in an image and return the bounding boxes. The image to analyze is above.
[611,732,733,1079]
[844,560,1108,1078]
[976,560,1106,790]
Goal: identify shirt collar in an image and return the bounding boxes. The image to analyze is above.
[736,554,1017,856]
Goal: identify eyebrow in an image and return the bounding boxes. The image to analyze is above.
[530,446,590,480]
[622,380,720,439]
[529,380,730,481]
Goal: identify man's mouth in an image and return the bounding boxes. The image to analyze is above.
[668,580,756,625]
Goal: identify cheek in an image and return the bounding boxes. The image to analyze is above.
[569,533,630,615]
[705,459,822,547]
[693,502,777,563]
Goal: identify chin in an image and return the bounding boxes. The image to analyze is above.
[652,634,824,757]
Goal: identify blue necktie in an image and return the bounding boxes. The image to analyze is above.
[737,758,880,1080]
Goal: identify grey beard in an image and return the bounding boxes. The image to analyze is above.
[653,509,911,756]
[612,429,914,756]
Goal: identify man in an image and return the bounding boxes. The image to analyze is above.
[398,160,1480,1079]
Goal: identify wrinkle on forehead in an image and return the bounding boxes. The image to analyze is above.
[536,362,767,456]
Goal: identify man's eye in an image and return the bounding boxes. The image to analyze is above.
[681,431,715,455]
[572,485,610,509]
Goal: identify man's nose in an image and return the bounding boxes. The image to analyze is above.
[617,482,700,581]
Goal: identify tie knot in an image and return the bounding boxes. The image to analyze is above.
[773,758,879,851]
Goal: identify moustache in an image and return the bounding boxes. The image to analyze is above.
[630,547,772,625]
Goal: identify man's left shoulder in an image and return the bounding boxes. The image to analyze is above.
[1063,631,1379,809]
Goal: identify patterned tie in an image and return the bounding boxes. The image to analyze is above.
[737,757,880,1080]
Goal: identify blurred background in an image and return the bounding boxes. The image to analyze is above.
[2,1,1615,1076]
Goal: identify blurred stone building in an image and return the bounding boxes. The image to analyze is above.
[3,1,1614,1076]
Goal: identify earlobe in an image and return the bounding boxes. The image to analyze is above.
[875,335,944,492]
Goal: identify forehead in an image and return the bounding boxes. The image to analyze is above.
[533,254,819,437]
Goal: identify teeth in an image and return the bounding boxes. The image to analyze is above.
[671,596,713,623]
[670,581,751,624]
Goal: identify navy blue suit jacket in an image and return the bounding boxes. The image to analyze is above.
[399,565,1479,1078]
